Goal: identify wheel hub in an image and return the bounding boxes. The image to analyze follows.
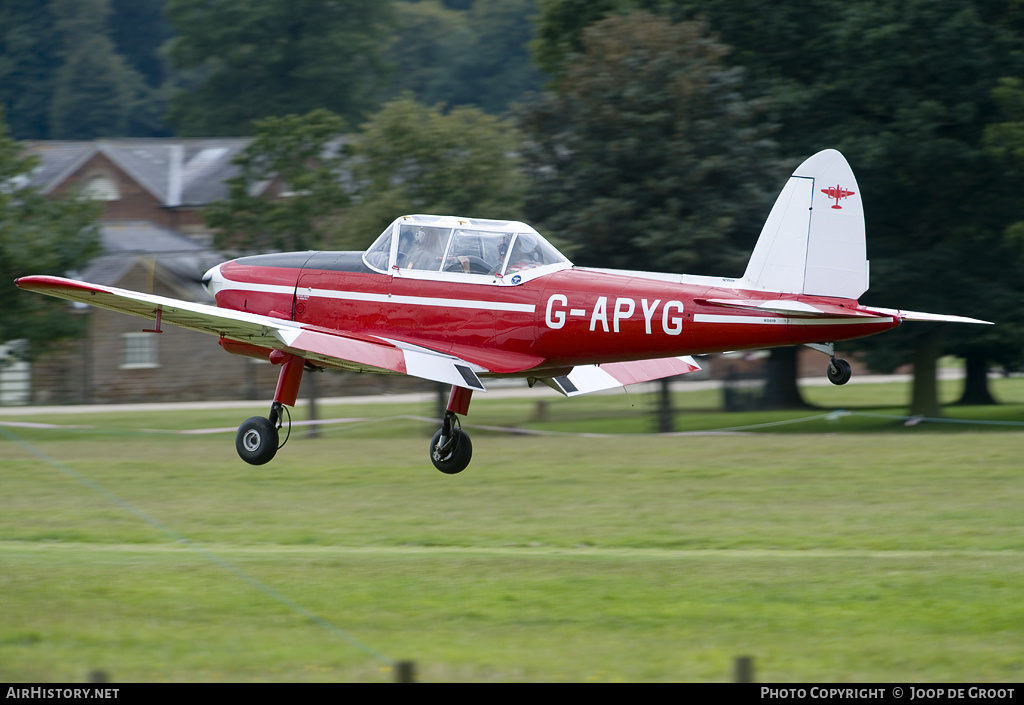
[242,429,262,452]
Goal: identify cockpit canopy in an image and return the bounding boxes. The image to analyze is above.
[363,214,570,283]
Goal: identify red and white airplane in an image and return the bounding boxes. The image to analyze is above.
[16,149,988,473]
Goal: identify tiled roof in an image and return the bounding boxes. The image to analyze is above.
[72,221,221,302]
[23,138,255,206]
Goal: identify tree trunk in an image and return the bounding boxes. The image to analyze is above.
[433,381,447,436]
[762,346,808,409]
[656,377,673,432]
[306,368,320,439]
[909,331,941,418]
[956,351,997,405]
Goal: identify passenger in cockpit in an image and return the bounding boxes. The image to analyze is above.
[406,227,445,270]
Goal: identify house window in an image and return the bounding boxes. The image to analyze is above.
[121,333,158,369]
[83,174,120,201]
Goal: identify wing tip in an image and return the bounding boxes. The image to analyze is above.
[15,274,105,295]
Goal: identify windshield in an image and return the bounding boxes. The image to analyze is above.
[363,223,393,271]
[364,215,570,279]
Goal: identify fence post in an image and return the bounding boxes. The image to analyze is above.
[395,660,416,683]
[735,655,754,683]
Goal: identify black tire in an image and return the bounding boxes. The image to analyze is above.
[236,416,279,465]
[430,428,473,474]
[827,358,852,386]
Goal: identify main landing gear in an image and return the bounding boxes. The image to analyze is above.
[430,386,474,474]
[233,349,478,474]
[236,402,289,465]
[807,343,852,386]
[235,350,302,466]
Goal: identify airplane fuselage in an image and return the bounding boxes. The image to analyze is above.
[211,252,901,376]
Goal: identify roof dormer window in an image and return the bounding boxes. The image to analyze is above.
[82,174,120,201]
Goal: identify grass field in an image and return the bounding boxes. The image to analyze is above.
[2,377,1023,682]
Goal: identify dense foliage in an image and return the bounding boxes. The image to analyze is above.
[0,114,101,355]
[519,12,778,274]
[0,1,543,140]
[532,0,1024,414]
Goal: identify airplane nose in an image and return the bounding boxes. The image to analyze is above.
[202,264,221,298]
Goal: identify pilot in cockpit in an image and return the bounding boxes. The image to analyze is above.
[504,233,542,274]
[404,227,446,271]
[488,235,512,275]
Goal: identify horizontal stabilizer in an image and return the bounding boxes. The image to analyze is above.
[865,306,993,325]
[545,356,701,397]
[696,297,878,318]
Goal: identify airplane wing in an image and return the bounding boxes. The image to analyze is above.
[543,356,702,397]
[15,275,489,391]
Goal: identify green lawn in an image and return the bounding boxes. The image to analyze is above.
[1,378,1023,682]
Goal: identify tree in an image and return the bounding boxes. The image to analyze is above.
[518,12,781,425]
[108,0,174,90]
[206,95,526,254]
[344,94,527,240]
[532,0,623,77]
[447,0,544,114]
[0,112,101,355]
[165,0,395,136]
[952,75,1024,401]
[534,0,1024,416]
[388,2,474,110]
[812,1,1024,416]
[0,2,62,139]
[48,0,163,139]
[389,0,543,115]
[0,0,169,139]
[519,13,778,273]
[204,109,350,253]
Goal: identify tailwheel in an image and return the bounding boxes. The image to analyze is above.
[430,412,473,474]
[827,358,852,386]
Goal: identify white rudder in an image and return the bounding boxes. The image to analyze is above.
[742,149,868,299]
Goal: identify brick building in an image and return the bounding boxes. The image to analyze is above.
[17,139,389,405]
[26,139,253,240]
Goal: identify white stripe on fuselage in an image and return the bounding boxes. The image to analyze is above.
[219,279,536,314]
[694,314,894,326]
[218,280,889,325]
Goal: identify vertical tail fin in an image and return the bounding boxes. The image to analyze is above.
[742,149,868,299]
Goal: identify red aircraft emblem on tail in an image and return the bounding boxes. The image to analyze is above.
[821,184,855,209]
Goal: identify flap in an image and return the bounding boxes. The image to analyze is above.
[546,356,702,397]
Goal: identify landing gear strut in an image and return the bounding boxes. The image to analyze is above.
[236,350,301,466]
[430,386,474,474]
